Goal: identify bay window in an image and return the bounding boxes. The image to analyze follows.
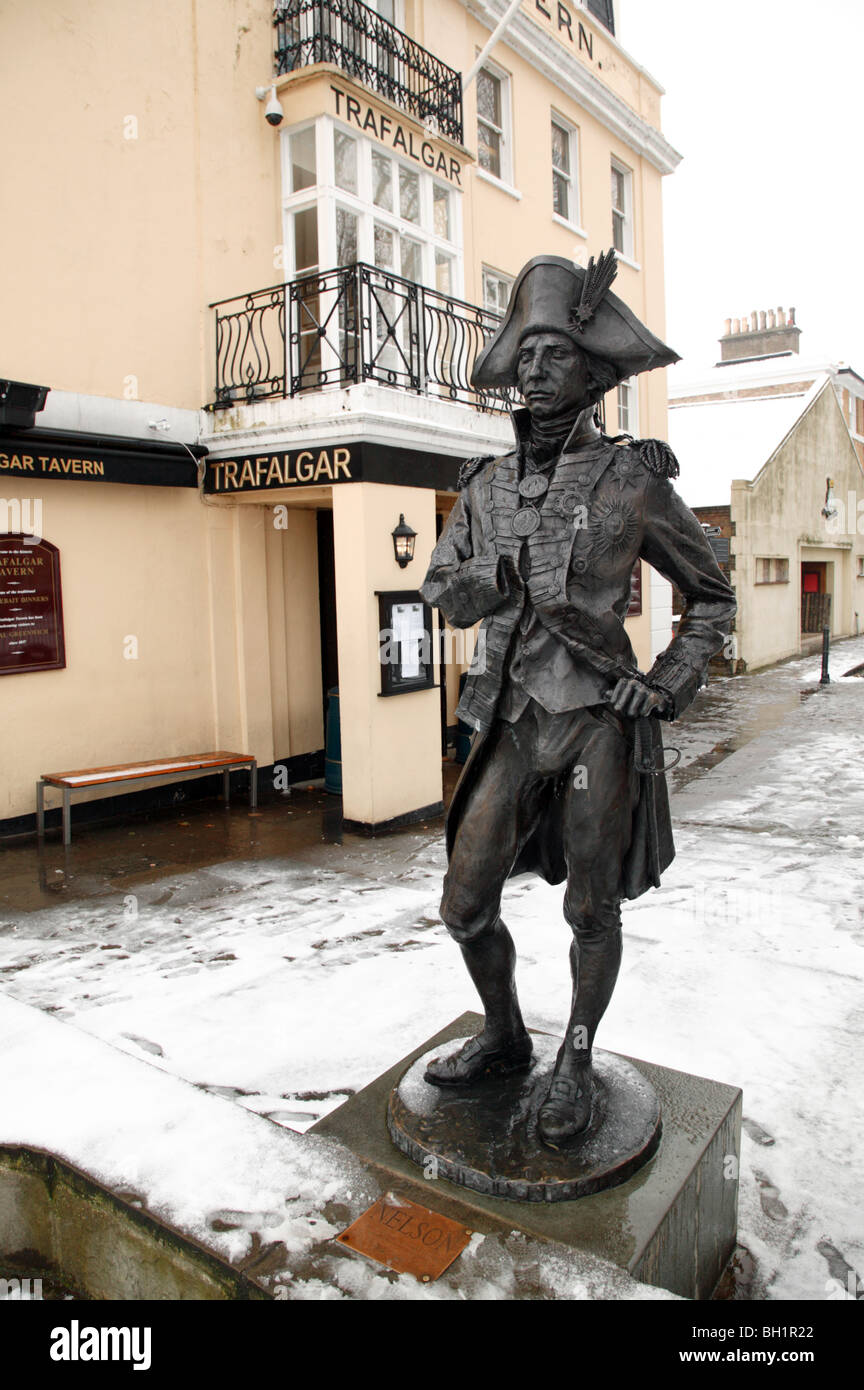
[281,117,462,294]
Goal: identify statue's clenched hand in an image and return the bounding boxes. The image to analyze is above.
[605,677,670,719]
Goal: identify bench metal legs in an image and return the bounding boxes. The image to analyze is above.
[223,763,257,809]
[36,783,73,845]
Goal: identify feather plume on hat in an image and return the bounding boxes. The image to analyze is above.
[569,250,619,334]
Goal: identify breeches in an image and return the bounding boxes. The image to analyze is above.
[441,700,638,944]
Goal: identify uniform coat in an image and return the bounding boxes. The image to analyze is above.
[421,410,737,901]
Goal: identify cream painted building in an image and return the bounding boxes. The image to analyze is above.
[1,0,680,835]
[668,314,864,672]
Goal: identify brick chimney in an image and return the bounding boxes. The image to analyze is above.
[719,307,801,363]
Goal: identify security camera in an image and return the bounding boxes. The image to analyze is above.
[265,90,284,126]
[256,84,284,127]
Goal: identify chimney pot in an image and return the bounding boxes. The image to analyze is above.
[719,300,801,362]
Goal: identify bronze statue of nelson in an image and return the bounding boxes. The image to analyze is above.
[420,252,736,1150]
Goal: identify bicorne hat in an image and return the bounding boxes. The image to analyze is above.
[472,252,680,389]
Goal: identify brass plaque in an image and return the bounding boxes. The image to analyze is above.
[336,1193,472,1282]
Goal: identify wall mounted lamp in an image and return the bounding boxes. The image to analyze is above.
[391,515,417,568]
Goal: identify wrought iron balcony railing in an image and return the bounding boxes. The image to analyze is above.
[208,263,510,415]
[274,0,463,145]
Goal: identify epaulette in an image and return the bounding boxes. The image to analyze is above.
[457,454,494,490]
[637,438,680,479]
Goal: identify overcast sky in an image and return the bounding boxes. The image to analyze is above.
[616,0,863,374]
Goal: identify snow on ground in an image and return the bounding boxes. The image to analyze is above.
[0,995,674,1301]
[1,637,862,1299]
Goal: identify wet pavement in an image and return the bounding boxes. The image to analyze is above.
[0,766,462,918]
[1,638,853,918]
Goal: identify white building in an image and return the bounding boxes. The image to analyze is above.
[667,312,864,670]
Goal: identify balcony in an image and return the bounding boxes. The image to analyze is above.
[274,0,464,146]
[207,263,509,416]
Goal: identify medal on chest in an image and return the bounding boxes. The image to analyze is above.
[511,507,541,537]
[511,472,548,536]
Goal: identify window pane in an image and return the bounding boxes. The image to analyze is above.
[400,236,422,282]
[433,183,450,240]
[336,207,358,264]
[435,252,453,296]
[551,122,569,174]
[291,128,316,192]
[611,165,626,212]
[482,269,512,315]
[612,209,625,253]
[553,171,568,220]
[334,130,357,194]
[372,151,393,210]
[478,122,501,178]
[399,166,420,223]
[617,383,630,433]
[293,207,318,274]
[374,222,395,270]
[477,69,501,127]
[586,0,614,35]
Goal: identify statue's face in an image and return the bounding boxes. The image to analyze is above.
[516,332,590,420]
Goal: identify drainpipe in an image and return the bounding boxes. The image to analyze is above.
[463,0,526,92]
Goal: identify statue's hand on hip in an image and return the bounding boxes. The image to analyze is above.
[605,677,670,719]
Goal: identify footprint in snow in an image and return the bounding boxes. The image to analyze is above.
[121,1033,164,1057]
[207,1208,284,1233]
[742,1116,775,1146]
[195,1082,251,1099]
[816,1239,863,1297]
[753,1170,788,1221]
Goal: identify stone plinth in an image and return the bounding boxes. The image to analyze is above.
[313,1012,742,1300]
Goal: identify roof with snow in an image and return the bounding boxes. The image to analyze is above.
[667,376,831,509]
[667,353,841,400]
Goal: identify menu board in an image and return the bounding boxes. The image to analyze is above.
[391,601,426,680]
[377,590,435,696]
[0,535,66,674]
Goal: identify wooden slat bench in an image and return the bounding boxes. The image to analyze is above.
[37,751,257,845]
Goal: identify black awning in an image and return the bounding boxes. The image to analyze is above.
[0,427,205,488]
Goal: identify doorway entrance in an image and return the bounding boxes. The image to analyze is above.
[801,561,831,633]
[317,507,339,708]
